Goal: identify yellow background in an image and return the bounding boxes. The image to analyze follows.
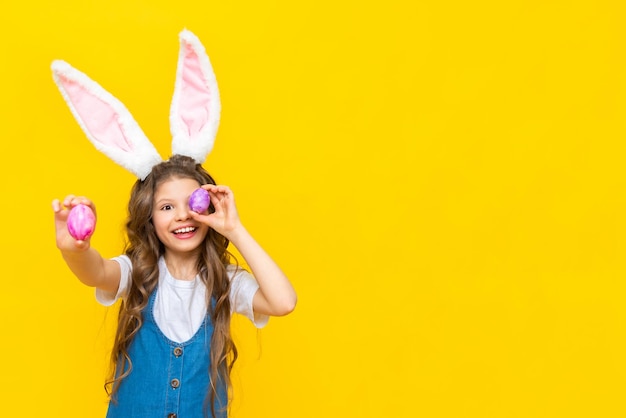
[1,0,626,416]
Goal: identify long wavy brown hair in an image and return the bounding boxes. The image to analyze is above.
[105,155,238,418]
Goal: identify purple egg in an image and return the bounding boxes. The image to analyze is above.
[189,188,210,213]
[67,204,96,241]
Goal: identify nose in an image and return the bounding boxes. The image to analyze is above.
[175,205,191,221]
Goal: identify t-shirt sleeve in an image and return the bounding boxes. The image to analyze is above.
[95,255,131,306]
[228,266,269,329]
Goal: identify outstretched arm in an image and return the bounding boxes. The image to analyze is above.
[52,195,121,294]
[191,185,297,316]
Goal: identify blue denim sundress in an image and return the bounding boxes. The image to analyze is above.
[106,288,227,418]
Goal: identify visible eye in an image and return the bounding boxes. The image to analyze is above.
[160,204,174,211]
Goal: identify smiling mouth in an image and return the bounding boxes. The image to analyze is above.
[173,226,198,234]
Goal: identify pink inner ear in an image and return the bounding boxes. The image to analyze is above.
[178,44,212,140]
[59,76,133,152]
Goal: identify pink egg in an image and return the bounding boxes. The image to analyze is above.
[67,204,96,241]
[189,188,210,213]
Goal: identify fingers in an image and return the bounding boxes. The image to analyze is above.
[201,185,234,207]
[189,211,209,223]
[64,195,94,208]
[73,239,90,250]
[55,195,96,212]
[62,194,76,207]
[201,184,233,196]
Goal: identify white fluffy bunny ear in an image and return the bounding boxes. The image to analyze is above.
[51,60,163,180]
[170,29,221,163]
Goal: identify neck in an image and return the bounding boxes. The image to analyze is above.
[163,251,200,281]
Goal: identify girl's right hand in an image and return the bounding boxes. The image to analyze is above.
[51,195,97,252]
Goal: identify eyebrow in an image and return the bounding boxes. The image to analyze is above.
[154,198,173,206]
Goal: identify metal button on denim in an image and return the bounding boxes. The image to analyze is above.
[168,414,177,418]
[170,378,180,389]
[174,347,183,357]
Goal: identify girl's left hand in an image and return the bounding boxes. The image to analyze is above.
[190,185,242,238]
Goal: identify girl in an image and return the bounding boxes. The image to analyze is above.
[52,155,296,417]
[50,31,296,417]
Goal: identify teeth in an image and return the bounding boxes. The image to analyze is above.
[174,227,197,234]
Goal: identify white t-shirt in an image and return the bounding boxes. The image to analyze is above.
[96,256,268,343]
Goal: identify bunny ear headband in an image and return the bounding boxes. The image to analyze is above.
[51,29,220,180]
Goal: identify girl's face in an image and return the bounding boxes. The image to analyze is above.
[152,177,209,258]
